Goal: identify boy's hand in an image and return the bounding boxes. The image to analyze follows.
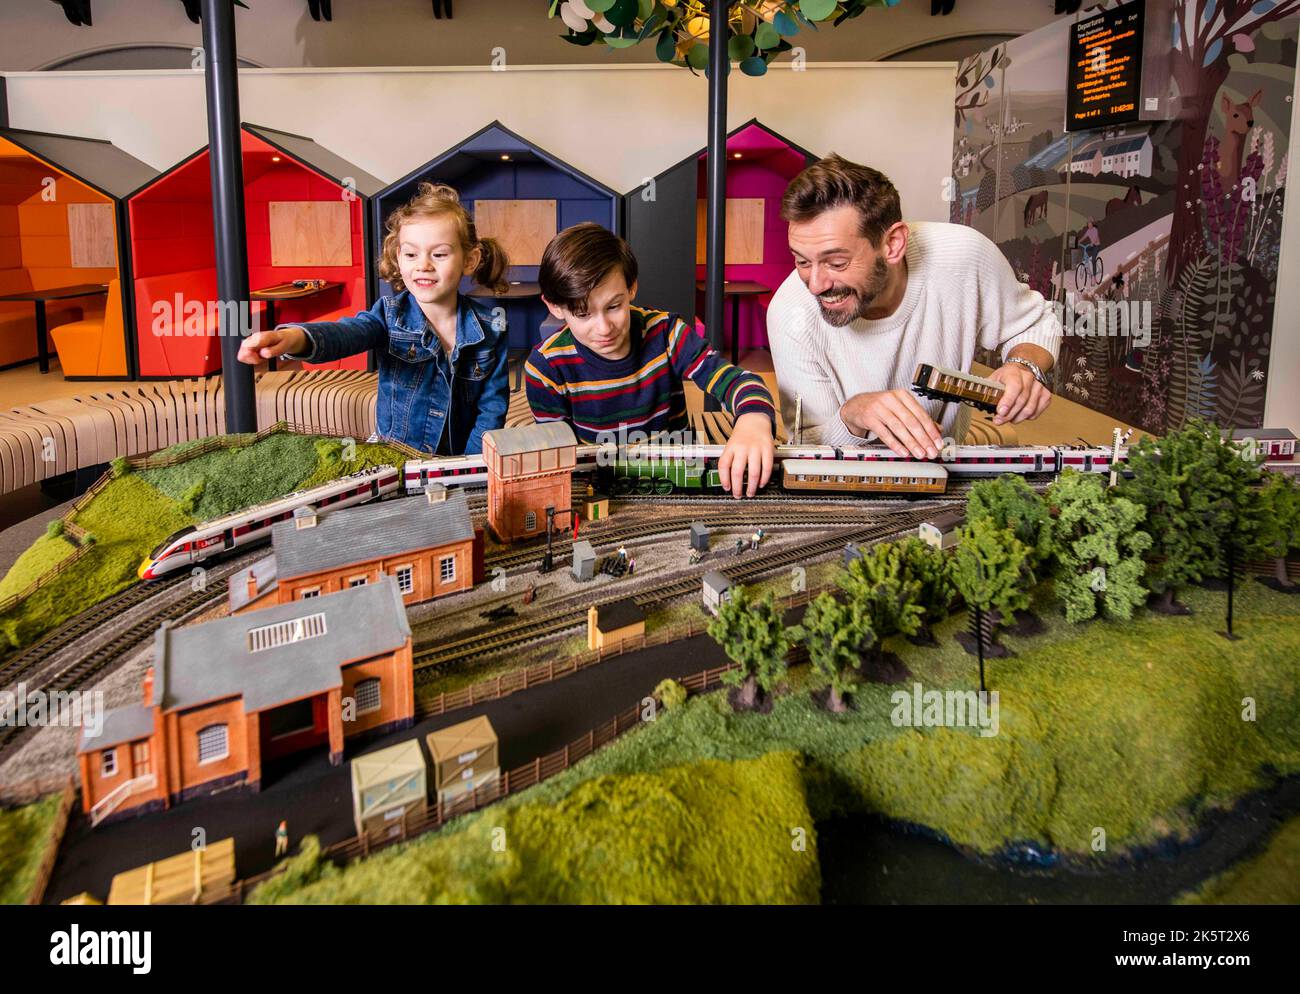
[718,412,775,499]
[238,326,307,365]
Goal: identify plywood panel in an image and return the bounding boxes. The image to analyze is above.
[475,199,556,268]
[268,201,352,267]
[695,198,765,266]
[68,202,116,269]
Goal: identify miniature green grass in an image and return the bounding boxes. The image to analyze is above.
[140,433,324,521]
[0,533,78,601]
[0,475,195,651]
[253,582,1300,904]
[1175,815,1300,904]
[249,751,818,905]
[0,434,414,651]
[0,794,62,904]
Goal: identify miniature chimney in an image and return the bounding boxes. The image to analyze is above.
[142,667,154,707]
[247,570,259,599]
[294,505,318,529]
[425,483,447,505]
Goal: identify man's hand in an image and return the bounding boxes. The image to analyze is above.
[988,362,1052,425]
[237,326,308,365]
[840,389,943,459]
[718,412,776,498]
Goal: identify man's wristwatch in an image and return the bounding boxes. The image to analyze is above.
[1004,356,1048,387]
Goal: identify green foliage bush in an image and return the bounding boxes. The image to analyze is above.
[250,753,819,905]
[654,678,687,711]
[43,519,64,540]
[109,456,130,479]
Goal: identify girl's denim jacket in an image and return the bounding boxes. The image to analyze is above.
[293,290,510,455]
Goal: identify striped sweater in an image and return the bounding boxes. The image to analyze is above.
[524,305,776,442]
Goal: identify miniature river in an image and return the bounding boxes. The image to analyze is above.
[818,775,1300,904]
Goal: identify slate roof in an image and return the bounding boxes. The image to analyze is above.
[594,598,646,632]
[79,704,155,754]
[151,576,410,715]
[483,422,576,456]
[272,489,473,580]
[923,509,967,532]
[227,555,278,613]
[702,571,732,594]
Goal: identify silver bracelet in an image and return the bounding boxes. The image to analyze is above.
[1004,356,1048,387]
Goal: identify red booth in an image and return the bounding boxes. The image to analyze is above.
[126,124,382,377]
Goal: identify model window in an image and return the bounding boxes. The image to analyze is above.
[355,678,382,715]
[101,748,118,778]
[349,576,367,588]
[440,556,456,583]
[299,587,321,599]
[395,565,414,595]
[197,724,229,764]
[524,511,537,531]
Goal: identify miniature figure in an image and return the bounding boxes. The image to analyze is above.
[275,820,288,858]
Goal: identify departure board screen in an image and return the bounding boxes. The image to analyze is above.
[1066,0,1145,132]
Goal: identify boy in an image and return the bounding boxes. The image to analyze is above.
[525,223,777,498]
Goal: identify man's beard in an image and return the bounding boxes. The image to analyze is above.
[816,256,890,327]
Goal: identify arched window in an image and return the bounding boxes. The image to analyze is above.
[197,724,229,764]
[355,678,382,715]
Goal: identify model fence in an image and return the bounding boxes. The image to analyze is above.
[22,777,77,906]
[224,661,737,904]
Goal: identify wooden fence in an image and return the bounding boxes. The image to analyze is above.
[226,661,738,903]
[23,777,77,906]
[418,616,710,717]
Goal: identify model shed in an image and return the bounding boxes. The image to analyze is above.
[426,715,500,806]
[351,738,428,841]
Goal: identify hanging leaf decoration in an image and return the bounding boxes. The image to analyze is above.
[546,1,891,72]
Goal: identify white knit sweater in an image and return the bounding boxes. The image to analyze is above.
[765,220,1062,446]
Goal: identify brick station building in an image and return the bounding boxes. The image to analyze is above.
[228,484,482,614]
[483,422,577,543]
[78,577,413,824]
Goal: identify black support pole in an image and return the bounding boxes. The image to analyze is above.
[202,0,257,433]
[702,0,729,412]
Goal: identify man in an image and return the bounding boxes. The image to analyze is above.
[766,154,1060,457]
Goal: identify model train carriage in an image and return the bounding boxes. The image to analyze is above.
[610,454,720,494]
[783,459,949,494]
[912,363,1005,414]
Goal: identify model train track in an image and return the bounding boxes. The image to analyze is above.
[0,556,256,764]
[415,507,944,673]
[482,507,923,572]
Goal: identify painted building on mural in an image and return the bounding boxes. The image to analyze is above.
[228,484,481,614]
[79,577,414,824]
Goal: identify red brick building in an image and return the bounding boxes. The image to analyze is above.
[229,485,482,614]
[483,422,577,543]
[79,577,413,825]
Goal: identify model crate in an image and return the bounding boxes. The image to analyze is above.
[426,715,499,800]
[106,837,236,905]
[351,739,428,840]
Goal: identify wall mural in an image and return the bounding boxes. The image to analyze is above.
[952,0,1297,434]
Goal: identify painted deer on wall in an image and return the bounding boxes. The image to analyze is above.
[1219,88,1263,188]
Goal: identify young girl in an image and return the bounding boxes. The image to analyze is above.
[238,182,512,455]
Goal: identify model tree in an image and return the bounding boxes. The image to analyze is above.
[1256,472,1300,593]
[949,518,1031,686]
[966,474,1050,632]
[788,592,873,713]
[1204,430,1266,637]
[1046,469,1152,623]
[894,536,955,646]
[838,542,923,682]
[707,584,792,712]
[1118,419,1240,614]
